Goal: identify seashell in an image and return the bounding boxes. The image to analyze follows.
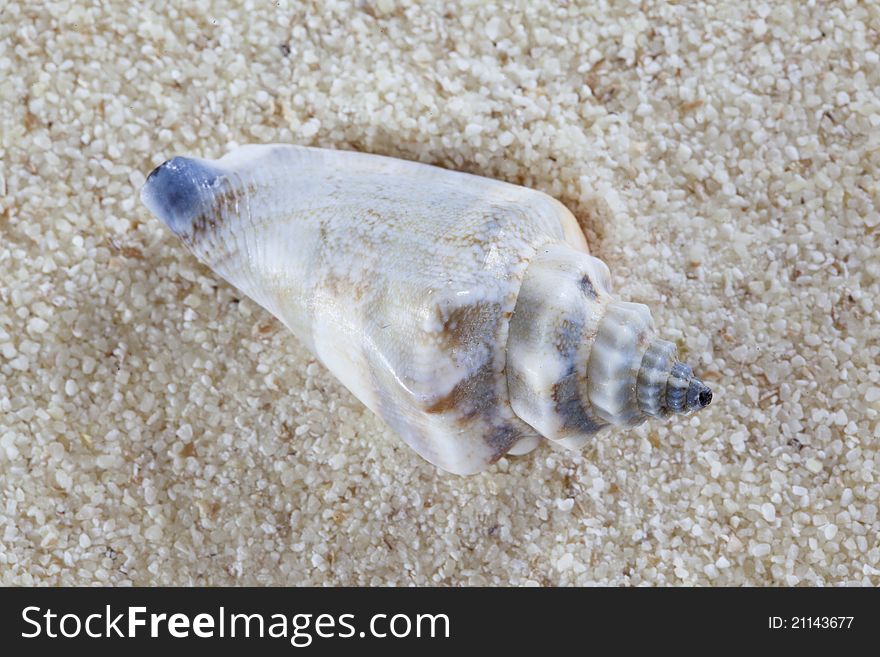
[141,145,712,474]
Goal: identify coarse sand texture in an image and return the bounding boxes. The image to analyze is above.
[1,1,878,585]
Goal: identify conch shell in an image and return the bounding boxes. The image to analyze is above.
[141,145,712,474]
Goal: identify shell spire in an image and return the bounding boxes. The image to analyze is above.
[506,243,712,451]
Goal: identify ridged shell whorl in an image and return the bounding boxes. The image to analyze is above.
[141,144,712,474]
[507,244,711,452]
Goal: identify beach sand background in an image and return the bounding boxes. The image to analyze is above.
[1,0,878,585]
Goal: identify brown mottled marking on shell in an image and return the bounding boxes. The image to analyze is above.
[435,301,502,353]
[553,316,580,354]
[578,274,597,299]
[184,179,256,250]
[552,375,606,434]
[184,207,219,247]
[424,373,524,463]
[551,311,608,434]
[425,301,503,416]
[484,424,524,463]
[424,360,496,416]
[320,262,370,302]
[424,301,526,460]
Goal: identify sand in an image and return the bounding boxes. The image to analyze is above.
[1,0,878,585]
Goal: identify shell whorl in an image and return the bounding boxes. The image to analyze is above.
[506,243,712,448]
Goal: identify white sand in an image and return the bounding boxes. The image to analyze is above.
[1,1,878,585]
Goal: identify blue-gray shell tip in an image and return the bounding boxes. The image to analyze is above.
[141,157,222,236]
